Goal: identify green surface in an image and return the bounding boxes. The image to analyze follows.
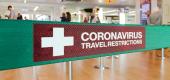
[0,19,170,71]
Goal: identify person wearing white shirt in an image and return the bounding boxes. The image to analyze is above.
[4,5,16,19]
[148,7,162,25]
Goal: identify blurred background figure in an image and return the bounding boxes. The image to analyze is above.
[147,5,163,57]
[96,16,100,23]
[17,13,23,20]
[83,17,88,23]
[24,16,28,20]
[148,6,162,25]
[90,15,95,23]
[66,12,71,22]
[90,15,100,23]
[4,5,16,19]
[60,12,67,22]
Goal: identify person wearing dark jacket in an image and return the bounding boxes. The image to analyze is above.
[60,13,67,22]
[66,12,71,22]
[17,13,23,20]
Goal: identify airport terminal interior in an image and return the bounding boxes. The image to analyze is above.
[0,0,170,80]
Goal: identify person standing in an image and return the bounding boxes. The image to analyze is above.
[66,12,71,22]
[24,16,28,20]
[148,7,162,25]
[83,17,88,23]
[96,16,101,23]
[17,13,23,20]
[147,5,164,57]
[89,15,95,23]
[5,5,16,19]
[90,15,100,23]
[60,13,67,22]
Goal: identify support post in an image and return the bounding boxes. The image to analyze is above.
[69,61,73,80]
[161,48,165,62]
[99,57,104,80]
[33,66,37,80]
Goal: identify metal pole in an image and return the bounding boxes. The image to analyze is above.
[63,62,67,80]
[69,61,73,80]
[161,48,165,62]
[111,56,115,80]
[112,56,115,67]
[99,57,104,80]
[33,66,37,80]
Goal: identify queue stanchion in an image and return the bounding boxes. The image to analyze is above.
[94,57,109,69]
[69,61,73,80]
[161,48,165,62]
[99,57,104,80]
[160,58,165,80]
[111,55,115,80]
[112,55,115,66]
[33,66,38,80]
[63,62,67,80]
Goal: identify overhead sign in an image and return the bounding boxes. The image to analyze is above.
[34,24,145,62]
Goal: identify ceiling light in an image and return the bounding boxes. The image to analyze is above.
[34,6,39,11]
[99,0,102,3]
[24,0,27,3]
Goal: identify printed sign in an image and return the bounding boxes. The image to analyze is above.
[34,24,145,62]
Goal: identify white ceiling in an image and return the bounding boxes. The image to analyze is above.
[0,0,136,5]
[0,0,136,15]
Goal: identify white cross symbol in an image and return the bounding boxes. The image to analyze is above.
[41,28,74,56]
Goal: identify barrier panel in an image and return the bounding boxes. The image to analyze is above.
[0,19,170,71]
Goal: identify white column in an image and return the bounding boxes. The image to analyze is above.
[151,0,158,11]
[119,8,126,24]
[135,0,140,24]
[51,8,54,21]
[33,13,36,20]
[162,0,170,24]
[98,8,104,23]
[78,11,81,22]
[52,6,62,21]
[30,14,34,20]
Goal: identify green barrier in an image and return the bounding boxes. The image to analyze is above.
[0,19,170,71]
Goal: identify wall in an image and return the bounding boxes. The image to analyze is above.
[162,0,170,24]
